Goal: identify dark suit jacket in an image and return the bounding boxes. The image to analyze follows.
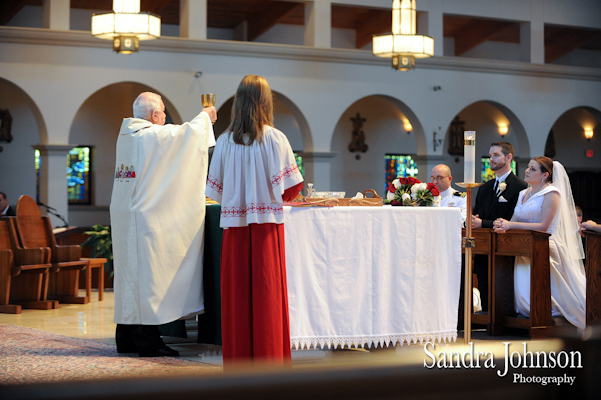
[473,172,528,229]
[1,205,16,217]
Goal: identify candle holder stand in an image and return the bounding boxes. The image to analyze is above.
[456,182,482,344]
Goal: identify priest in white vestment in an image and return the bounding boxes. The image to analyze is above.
[110,92,216,357]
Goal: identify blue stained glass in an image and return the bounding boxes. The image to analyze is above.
[384,154,418,193]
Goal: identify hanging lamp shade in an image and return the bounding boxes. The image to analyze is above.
[372,0,434,70]
[92,0,161,54]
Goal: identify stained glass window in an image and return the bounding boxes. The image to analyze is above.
[294,152,304,178]
[67,147,91,204]
[35,148,93,205]
[385,154,418,193]
[34,149,41,204]
[481,157,517,182]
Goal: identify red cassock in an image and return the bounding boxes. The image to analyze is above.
[220,182,302,367]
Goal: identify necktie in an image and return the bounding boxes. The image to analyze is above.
[495,180,502,197]
[493,179,498,194]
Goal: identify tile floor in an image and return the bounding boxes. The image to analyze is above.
[0,288,540,371]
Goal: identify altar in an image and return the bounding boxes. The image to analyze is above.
[283,205,462,349]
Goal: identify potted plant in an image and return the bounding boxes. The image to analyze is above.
[81,224,113,277]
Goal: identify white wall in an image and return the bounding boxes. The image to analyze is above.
[1,0,601,226]
[330,96,416,196]
[0,79,40,207]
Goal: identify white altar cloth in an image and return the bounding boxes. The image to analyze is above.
[284,205,462,349]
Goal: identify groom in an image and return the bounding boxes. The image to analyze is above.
[472,142,527,311]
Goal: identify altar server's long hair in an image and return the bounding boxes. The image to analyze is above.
[228,75,274,145]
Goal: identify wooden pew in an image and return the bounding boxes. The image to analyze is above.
[465,228,562,338]
[13,195,89,304]
[0,218,55,313]
[583,229,601,326]
[491,229,557,339]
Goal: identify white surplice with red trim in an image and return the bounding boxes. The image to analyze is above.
[110,112,215,325]
[205,126,303,228]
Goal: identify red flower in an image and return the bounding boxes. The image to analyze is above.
[427,182,440,196]
[388,184,396,193]
[399,178,409,185]
[408,177,421,186]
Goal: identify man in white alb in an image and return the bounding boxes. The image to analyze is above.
[110,92,216,357]
[430,164,466,222]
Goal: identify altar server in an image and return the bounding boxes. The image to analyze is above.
[110,92,216,357]
[430,164,466,222]
[206,75,303,367]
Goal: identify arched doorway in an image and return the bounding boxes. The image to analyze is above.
[330,95,424,196]
[442,100,529,183]
[548,106,601,220]
[0,78,46,204]
[68,83,182,225]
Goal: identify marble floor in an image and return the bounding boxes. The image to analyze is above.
[0,288,543,371]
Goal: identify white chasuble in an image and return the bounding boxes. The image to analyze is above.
[205,126,304,228]
[110,112,215,325]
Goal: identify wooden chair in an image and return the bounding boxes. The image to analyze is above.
[0,218,55,313]
[13,195,89,304]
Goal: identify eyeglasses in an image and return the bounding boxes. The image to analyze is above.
[430,176,449,182]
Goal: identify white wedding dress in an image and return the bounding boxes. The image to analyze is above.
[513,185,586,329]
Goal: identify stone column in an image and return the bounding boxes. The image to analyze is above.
[297,151,337,192]
[42,0,70,30]
[424,1,443,57]
[521,0,545,64]
[304,0,331,48]
[32,144,72,228]
[180,0,207,40]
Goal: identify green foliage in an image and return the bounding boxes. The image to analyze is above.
[81,224,113,277]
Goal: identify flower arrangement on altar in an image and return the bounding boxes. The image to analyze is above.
[386,177,441,207]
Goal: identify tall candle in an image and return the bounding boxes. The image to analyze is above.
[464,131,476,183]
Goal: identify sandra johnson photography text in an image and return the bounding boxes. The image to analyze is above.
[423,342,581,384]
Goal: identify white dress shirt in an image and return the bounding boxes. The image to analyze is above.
[439,186,467,222]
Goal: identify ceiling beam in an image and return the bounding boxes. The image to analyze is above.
[545,29,600,63]
[0,0,27,26]
[454,20,512,56]
[355,10,391,49]
[247,1,299,42]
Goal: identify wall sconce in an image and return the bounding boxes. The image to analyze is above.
[498,123,508,136]
[404,121,413,134]
[584,127,594,141]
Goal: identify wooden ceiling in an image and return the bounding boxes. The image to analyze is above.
[1,0,599,62]
[444,15,601,63]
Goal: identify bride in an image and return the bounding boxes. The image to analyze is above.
[492,156,586,329]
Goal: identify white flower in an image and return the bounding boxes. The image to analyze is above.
[410,183,427,198]
[392,178,401,189]
[499,182,507,192]
[402,193,411,202]
[387,191,396,201]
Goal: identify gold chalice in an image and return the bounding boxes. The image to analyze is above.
[201,93,216,107]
